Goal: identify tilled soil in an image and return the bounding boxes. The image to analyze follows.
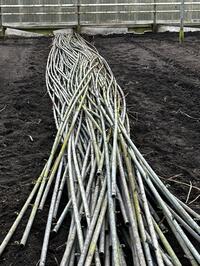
[0,33,200,265]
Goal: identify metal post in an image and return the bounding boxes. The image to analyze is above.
[0,3,1,27]
[153,0,157,32]
[179,0,185,43]
[77,0,81,33]
[96,0,100,25]
[0,0,4,37]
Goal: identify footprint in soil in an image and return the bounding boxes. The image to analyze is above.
[18,88,30,95]
[2,129,14,136]
[4,122,13,129]
[28,66,36,71]
[4,121,23,132]
[13,103,22,111]
[0,166,10,173]
[13,80,26,85]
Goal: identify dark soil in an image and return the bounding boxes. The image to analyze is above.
[0,32,200,265]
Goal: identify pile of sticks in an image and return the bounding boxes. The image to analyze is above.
[0,34,200,266]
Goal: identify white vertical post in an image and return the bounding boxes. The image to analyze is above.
[58,0,61,25]
[19,0,23,26]
[96,0,100,25]
[0,0,2,31]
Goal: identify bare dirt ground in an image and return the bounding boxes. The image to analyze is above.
[0,33,200,265]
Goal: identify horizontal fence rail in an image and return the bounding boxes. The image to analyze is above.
[0,1,200,29]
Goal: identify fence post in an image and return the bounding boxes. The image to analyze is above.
[153,0,157,33]
[179,0,185,43]
[76,0,81,33]
[0,3,1,26]
[0,0,4,37]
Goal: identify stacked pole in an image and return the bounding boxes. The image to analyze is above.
[0,33,199,266]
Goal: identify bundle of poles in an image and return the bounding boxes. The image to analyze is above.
[0,33,200,266]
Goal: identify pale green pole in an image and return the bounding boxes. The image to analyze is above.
[153,0,157,33]
[179,0,185,43]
